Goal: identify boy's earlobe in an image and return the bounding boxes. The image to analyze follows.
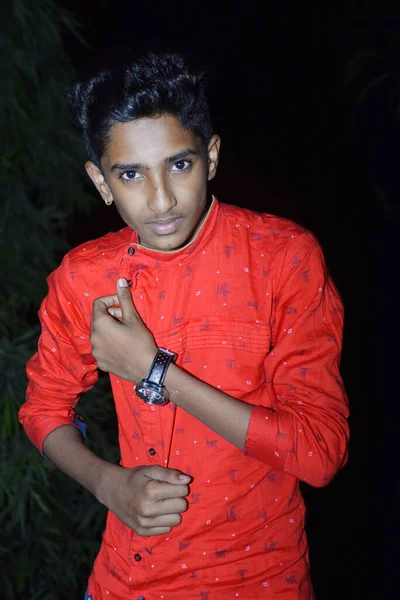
[85,161,114,205]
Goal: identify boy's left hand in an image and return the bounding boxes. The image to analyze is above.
[90,278,157,382]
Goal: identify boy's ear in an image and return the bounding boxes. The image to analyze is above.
[85,161,114,206]
[207,134,221,182]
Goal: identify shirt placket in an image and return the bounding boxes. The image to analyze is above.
[124,250,177,595]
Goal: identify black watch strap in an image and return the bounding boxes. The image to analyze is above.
[146,349,176,387]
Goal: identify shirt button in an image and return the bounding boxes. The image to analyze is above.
[128,247,135,255]
[149,448,156,456]
[134,553,142,562]
[138,597,145,600]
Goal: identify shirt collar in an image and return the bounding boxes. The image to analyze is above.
[126,196,219,267]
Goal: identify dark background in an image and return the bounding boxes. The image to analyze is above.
[5,0,398,597]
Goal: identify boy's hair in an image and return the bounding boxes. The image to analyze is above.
[69,51,213,167]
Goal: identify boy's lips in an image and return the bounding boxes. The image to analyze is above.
[146,217,183,235]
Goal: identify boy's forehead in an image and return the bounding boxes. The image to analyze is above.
[102,115,203,167]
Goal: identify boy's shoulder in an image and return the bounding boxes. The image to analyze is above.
[66,226,132,268]
[219,202,308,239]
[50,227,133,298]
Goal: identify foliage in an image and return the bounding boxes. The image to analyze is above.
[0,1,118,598]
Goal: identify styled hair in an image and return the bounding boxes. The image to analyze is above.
[69,51,213,167]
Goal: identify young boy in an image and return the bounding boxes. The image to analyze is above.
[19,51,349,599]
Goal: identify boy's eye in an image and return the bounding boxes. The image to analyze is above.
[121,170,138,181]
[172,160,191,171]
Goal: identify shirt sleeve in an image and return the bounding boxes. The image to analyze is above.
[243,232,349,487]
[18,254,98,455]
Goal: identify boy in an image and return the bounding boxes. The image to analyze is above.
[19,51,349,599]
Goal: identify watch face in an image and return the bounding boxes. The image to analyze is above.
[142,388,156,400]
[136,381,168,405]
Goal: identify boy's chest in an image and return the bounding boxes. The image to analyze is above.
[74,251,275,392]
[127,254,273,331]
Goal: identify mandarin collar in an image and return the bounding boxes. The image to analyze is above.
[125,197,219,267]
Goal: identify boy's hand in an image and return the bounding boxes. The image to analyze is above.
[90,278,157,382]
[99,465,191,537]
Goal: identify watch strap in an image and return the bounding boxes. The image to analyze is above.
[146,349,176,387]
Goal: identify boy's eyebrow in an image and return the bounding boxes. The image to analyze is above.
[110,148,200,172]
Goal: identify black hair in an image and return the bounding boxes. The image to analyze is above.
[69,51,213,167]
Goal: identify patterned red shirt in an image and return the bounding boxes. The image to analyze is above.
[19,198,349,600]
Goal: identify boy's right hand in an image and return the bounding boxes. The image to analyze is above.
[98,465,191,537]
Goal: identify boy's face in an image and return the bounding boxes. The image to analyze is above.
[86,114,220,251]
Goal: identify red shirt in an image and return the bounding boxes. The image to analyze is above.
[19,199,349,600]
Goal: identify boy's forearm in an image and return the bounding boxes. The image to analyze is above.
[165,364,254,450]
[42,425,118,505]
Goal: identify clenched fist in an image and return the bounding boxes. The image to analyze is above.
[99,464,191,537]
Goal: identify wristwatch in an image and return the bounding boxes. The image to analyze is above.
[134,348,177,406]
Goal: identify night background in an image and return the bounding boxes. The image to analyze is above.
[1,1,398,598]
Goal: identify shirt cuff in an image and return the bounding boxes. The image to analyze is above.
[244,405,289,470]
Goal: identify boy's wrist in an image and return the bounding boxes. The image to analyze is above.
[94,461,122,507]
